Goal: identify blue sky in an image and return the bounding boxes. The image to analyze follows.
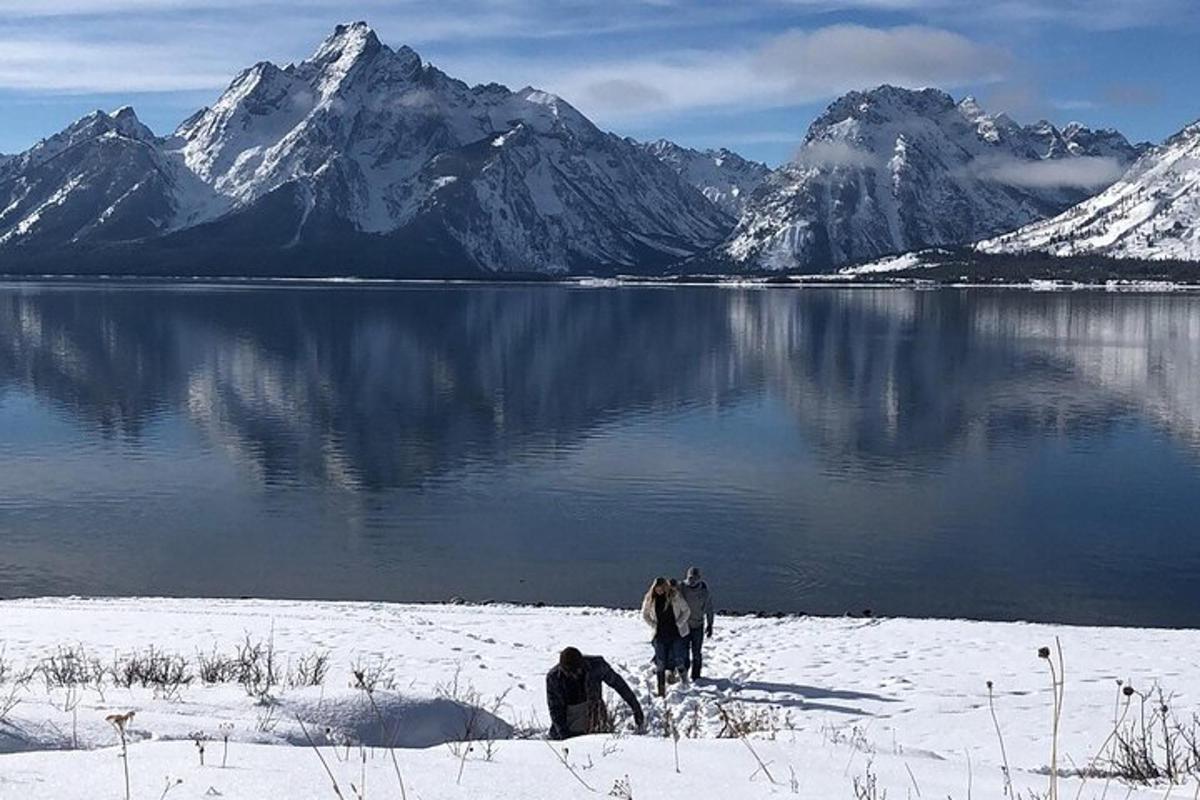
[0,0,1197,165]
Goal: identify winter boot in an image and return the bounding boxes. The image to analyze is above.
[656,671,666,698]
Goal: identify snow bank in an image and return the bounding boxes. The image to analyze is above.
[1,597,1197,798]
[280,691,512,748]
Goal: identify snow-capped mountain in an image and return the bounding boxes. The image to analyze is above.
[977,120,1200,262]
[0,22,730,276]
[0,107,211,248]
[719,86,1144,272]
[637,139,770,216]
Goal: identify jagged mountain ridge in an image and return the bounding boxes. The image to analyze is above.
[717,86,1145,273]
[0,107,198,248]
[977,120,1200,262]
[637,139,771,216]
[0,32,1171,278]
[0,22,731,276]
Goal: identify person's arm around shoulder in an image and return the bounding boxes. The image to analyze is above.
[672,592,691,636]
[640,593,656,629]
[596,659,645,730]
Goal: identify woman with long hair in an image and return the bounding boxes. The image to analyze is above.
[640,576,691,697]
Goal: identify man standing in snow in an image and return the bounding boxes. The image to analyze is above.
[546,647,644,740]
[678,566,715,680]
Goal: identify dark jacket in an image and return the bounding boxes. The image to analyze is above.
[679,577,714,631]
[546,655,643,740]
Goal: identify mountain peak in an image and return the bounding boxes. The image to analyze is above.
[957,95,984,116]
[858,85,956,111]
[1165,118,1200,148]
[309,21,384,72]
[302,22,425,94]
[109,106,155,140]
[60,106,154,143]
[315,21,380,57]
[808,85,958,140]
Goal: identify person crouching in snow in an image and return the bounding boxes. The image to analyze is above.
[678,566,715,680]
[546,647,645,740]
[641,576,691,696]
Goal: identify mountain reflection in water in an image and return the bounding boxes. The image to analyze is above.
[1,284,1197,626]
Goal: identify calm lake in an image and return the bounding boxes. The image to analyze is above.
[1,283,1198,627]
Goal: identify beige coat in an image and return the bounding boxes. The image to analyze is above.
[641,589,691,639]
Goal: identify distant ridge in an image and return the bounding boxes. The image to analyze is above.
[0,25,1181,279]
[711,86,1146,274]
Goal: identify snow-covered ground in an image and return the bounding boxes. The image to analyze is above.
[837,250,950,276]
[977,121,1200,263]
[1,597,1196,799]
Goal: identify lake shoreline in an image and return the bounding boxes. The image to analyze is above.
[2,272,1198,291]
[4,594,1197,633]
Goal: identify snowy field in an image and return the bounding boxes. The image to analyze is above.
[1,597,1197,799]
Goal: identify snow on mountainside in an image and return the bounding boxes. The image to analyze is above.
[638,139,771,216]
[0,22,730,276]
[978,120,1200,262]
[720,86,1144,273]
[0,107,218,248]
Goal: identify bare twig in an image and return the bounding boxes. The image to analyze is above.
[297,716,346,800]
[105,711,136,800]
[718,704,779,785]
[543,740,597,793]
[986,681,1013,798]
[904,762,922,798]
[353,670,408,800]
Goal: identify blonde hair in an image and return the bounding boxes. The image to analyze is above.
[643,576,672,606]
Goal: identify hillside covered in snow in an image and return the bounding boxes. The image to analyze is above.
[978,120,1200,262]
[637,139,771,216]
[713,87,1146,273]
[2,22,1194,279]
[0,23,731,278]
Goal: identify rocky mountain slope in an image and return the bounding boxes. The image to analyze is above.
[717,86,1144,273]
[0,108,205,249]
[0,23,731,277]
[0,30,1172,279]
[977,120,1200,261]
[637,139,770,216]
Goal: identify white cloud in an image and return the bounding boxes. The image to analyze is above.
[971,155,1127,189]
[966,0,1195,31]
[795,140,881,168]
[529,54,761,120]
[486,24,1008,125]
[0,39,234,92]
[754,25,1009,93]
[580,78,669,110]
[0,2,1181,154]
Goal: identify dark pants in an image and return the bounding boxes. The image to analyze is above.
[652,636,687,673]
[680,627,705,677]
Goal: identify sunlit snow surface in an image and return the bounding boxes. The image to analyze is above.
[0,597,1197,798]
[0,23,729,274]
[723,87,1143,272]
[980,122,1200,261]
